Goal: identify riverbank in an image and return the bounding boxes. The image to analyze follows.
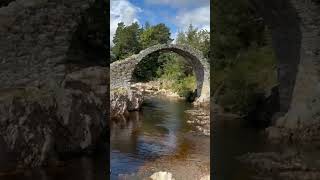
[131,81,184,99]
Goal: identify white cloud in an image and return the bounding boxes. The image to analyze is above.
[175,6,210,32]
[145,0,209,8]
[110,0,141,46]
[170,31,179,44]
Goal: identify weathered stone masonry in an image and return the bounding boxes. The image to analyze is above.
[250,0,320,129]
[0,0,108,167]
[110,44,210,103]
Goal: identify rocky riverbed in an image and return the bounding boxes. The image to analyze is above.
[111,92,210,180]
[239,150,320,180]
[136,133,210,180]
[110,81,210,136]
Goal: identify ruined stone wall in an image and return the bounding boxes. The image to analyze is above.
[110,55,139,89]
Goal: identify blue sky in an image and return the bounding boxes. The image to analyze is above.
[110,0,210,45]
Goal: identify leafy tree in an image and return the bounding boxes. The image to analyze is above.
[111,22,142,60]
[212,0,266,66]
[211,0,277,115]
[139,23,172,49]
[133,23,173,81]
[157,25,211,98]
[176,24,210,59]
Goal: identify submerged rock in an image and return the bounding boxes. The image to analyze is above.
[150,171,175,180]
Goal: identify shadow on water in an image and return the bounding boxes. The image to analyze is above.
[213,116,265,180]
[214,115,320,180]
[0,128,108,180]
[110,96,198,179]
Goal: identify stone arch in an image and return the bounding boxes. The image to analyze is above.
[249,0,320,128]
[110,44,210,103]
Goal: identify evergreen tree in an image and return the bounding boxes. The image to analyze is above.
[111,22,142,60]
[133,23,173,81]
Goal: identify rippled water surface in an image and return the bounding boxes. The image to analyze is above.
[110,96,196,179]
[0,124,107,180]
[214,115,320,180]
[0,144,107,180]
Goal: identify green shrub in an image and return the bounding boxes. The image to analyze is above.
[158,54,196,98]
[214,46,277,114]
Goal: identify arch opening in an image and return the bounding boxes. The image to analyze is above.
[129,44,210,102]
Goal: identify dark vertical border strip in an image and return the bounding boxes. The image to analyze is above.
[105,0,111,179]
[210,0,214,179]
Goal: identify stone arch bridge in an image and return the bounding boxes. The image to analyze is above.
[110,44,210,103]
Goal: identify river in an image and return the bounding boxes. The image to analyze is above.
[110,96,210,179]
[0,140,107,180]
[213,115,267,179]
[1,96,319,180]
[213,114,320,180]
[0,95,209,180]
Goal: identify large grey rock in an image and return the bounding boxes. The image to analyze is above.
[0,66,108,167]
[110,88,143,118]
[0,0,108,167]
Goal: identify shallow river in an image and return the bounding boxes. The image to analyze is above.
[110,96,209,179]
[214,114,320,180]
[0,140,107,180]
[2,96,319,180]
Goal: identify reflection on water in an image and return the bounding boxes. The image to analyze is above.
[213,117,265,180]
[0,128,107,180]
[110,96,194,179]
[0,150,107,180]
[213,115,320,180]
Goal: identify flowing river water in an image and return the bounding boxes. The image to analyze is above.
[0,95,208,180]
[0,139,107,180]
[1,96,319,180]
[214,114,320,180]
[110,96,210,179]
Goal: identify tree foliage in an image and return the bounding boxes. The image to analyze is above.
[111,22,142,61]
[139,23,172,49]
[176,24,210,59]
[133,22,172,81]
[211,0,277,115]
[158,25,210,98]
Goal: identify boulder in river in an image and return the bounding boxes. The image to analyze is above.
[110,88,144,118]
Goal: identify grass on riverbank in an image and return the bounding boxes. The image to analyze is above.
[156,54,197,99]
